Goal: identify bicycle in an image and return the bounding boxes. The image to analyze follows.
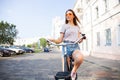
[47,34,86,80]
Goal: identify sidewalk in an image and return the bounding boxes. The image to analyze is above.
[77,56,120,80]
[51,48,120,80]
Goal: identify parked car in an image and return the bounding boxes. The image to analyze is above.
[5,46,25,55]
[0,46,15,57]
[44,47,49,52]
[19,46,35,53]
[12,46,34,53]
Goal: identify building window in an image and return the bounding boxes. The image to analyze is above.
[105,28,111,46]
[97,32,100,46]
[77,8,80,13]
[104,0,108,11]
[95,6,99,18]
[86,0,90,4]
[118,24,120,46]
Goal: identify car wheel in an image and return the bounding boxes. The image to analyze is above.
[0,52,3,57]
[7,53,11,57]
[29,51,32,53]
[11,51,16,55]
[3,53,11,57]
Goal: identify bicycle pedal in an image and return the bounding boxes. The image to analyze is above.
[54,71,71,80]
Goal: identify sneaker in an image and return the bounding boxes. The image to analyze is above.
[71,72,76,80]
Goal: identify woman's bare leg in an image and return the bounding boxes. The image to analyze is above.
[72,50,84,73]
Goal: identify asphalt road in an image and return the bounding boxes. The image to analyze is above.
[0,52,62,80]
[0,51,120,80]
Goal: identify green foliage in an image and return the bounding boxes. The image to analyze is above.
[27,44,32,48]
[26,42,42,53]
[32,42,39,49]
[39,38,47,48]
[0,21,18,45]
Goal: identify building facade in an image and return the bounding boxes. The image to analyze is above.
[51,16,64,39]
[74,0,120,60]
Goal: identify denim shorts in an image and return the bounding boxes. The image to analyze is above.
[62,41,80,56]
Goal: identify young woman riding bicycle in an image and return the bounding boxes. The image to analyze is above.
[48,9,84,80]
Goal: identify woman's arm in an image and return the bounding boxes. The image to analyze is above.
[49,33,64,44]
[78,32,83,43]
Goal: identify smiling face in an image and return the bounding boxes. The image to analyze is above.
[65,9,80,25]
[66,11,74,22]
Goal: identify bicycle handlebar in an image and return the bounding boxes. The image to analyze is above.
[46,34,86,46]
[46,39,77,46]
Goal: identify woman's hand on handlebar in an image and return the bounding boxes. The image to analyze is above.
[45,38,54,43]
[78,38,83,43]
[47,38,54,42]
[45,38,55,45]
[78,34,86,43]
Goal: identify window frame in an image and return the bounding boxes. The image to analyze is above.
[105,28,111,46]
[118,24,120,46]
[97,32,100,46]
[95,6,99,18]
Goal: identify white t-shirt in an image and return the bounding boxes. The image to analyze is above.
[60,24,81,42]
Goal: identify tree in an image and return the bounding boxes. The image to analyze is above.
[39,38,47,48]
[0,21,18,45]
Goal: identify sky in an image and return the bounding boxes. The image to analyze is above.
[0,0,76,39]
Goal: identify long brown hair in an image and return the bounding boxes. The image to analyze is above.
[65,9,80,26]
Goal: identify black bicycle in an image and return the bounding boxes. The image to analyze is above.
[47,34,86,80]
